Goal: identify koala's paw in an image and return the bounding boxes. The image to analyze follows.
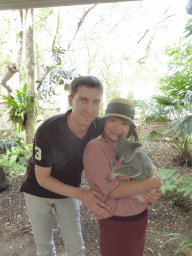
[111,163,117,171]
[107,173,114,181]
[107,164,117,181]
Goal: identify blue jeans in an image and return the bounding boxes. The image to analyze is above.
[24,193,85,256]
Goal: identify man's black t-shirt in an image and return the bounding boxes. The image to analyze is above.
[20,110,103,199]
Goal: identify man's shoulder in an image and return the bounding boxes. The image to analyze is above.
[36,112,68,135]
[86,135,104,149]
[90,116,103,137]
[39,113,66,128]
[94,116,102,125]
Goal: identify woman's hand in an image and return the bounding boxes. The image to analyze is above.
[80,189,110,218]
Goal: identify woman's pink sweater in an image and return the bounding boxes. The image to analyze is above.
[83,136,148,220]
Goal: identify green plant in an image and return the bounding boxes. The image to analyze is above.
[153,25,192,166]
[157,168,179,195]
[153,169,192,255]
[148,124,192,166]
[168,115,192,164]
[0,138,16,154]
[36,67,75,98]
[176,174,192,199]
[0,133,32,176]
[0,83,41,133]
[0,154,26,177]
[153,232,192,255]
[133,99,171,123]
[157,168,192,202]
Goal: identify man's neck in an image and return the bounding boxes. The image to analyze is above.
[67,112,89,139]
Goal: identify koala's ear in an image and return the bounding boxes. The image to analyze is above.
[131,142,142,152]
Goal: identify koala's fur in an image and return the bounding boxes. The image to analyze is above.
[108,134,153,202]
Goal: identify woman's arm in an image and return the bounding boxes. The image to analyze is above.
[109,171,161,198]
[83,141,161,200]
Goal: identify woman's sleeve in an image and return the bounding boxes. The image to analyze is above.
[83,141,120,196]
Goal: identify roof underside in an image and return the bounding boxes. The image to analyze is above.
[0,0,139,10]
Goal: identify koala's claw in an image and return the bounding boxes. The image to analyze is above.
[107,173,113,181]
[107,163,117,181]
[110,163,115,168]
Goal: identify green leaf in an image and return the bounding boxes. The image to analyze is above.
[157,168,176,180]
[9,155,17,163]
[177,187,187,193]
[23,83,28,94]
[183,189,192,197]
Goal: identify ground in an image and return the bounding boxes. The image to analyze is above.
[0,123,192,256]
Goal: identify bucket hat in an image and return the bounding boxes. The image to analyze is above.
[103,98,136,128]
[102,98,138,140]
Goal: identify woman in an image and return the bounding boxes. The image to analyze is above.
[83,98,161,256]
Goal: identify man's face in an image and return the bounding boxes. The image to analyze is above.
[68,85,102,127]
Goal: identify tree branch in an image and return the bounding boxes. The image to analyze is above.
[0,10,24,97]
[52,8,60,50]
[137,29,150,44]
[137,13,175,45]
[1,63,18,97]
[136,33,155,64]
[67,4,97,51]
[156,14,176,26]
[37,8,60,82]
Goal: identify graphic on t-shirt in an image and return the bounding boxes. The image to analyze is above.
[35,146,42,161]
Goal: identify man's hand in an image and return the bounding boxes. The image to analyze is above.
[151,168,162,189]
[143,188,161,204]
[143,166,162,204]
[80,190,110,218]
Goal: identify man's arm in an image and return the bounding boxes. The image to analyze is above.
[143,188,161,204]
[109,172,161,198]
[35,165,110,218]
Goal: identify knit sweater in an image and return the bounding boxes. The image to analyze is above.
[83,135,148,220]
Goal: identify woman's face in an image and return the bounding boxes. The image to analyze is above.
[103,117,130,145]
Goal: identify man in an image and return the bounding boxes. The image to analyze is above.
[20,76,110,256]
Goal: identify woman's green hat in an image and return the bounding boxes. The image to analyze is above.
[103,98,136,128]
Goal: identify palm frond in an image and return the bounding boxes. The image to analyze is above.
[152,95,180,107]
[169,115,192,138]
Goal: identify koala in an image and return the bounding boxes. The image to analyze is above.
[107,134,154,202]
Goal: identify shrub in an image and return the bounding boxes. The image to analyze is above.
[157,168,192,210]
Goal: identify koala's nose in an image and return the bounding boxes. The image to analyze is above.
[115,152,121,160]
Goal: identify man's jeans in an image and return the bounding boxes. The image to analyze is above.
[24,193,85,256]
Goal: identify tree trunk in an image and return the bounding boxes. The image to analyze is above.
[0,167,9,192]
[25,9,35,145]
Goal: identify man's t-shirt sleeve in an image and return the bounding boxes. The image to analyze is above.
[33,130,53,167]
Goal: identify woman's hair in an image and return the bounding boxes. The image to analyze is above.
[69,76,103,98]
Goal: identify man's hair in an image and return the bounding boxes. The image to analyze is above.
[70,76,103,98]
